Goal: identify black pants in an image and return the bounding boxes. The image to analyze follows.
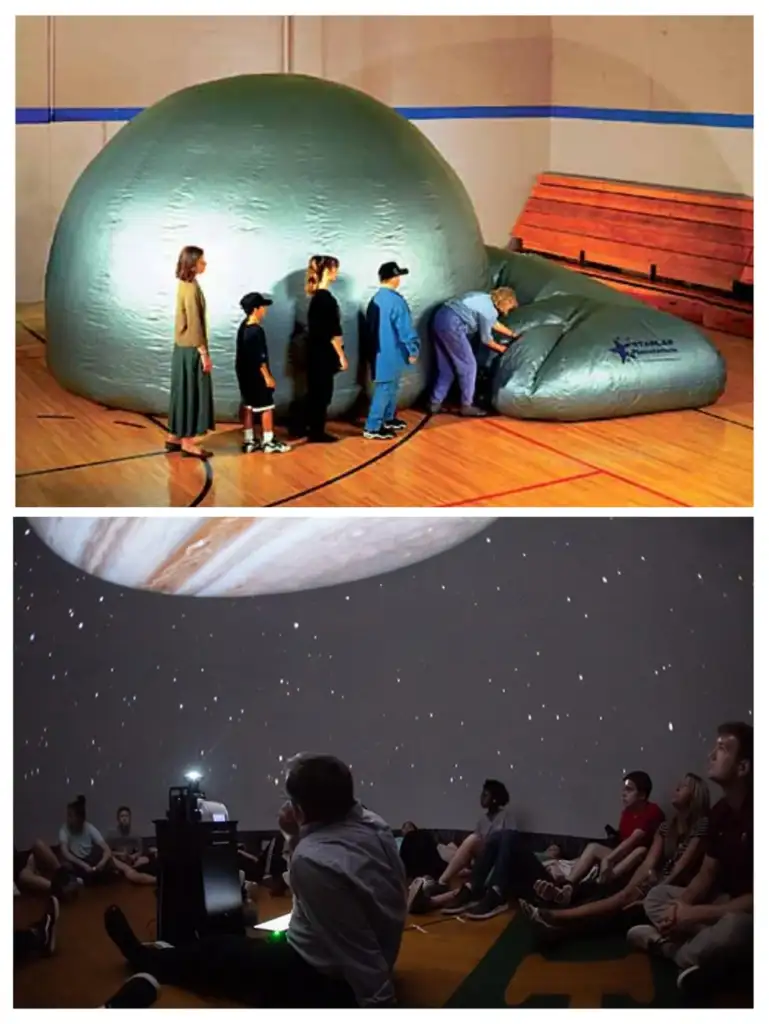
[399,830,446,881]
[306,361,336,438]
[127,934,356,1008]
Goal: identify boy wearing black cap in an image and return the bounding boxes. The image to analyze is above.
[236,293,291,454]
[363,262,420,440]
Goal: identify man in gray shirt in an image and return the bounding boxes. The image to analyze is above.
[102,754,407,1007]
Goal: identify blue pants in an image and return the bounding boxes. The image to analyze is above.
[365,379,399,432]
[430,305,477,407]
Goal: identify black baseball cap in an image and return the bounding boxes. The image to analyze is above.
[240,292,273,315]
[378,261,409,282]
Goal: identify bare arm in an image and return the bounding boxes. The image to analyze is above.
[663,836,706,888]
[94,837,113,870]
[493,320,517,338]
[678,854,719,904]
[605,828,645,866]
[485,339,508,354]
[622,831,664,891]
[686,892,752,923]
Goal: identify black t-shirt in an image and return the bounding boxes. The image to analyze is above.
[307,289,342,364]
[235,320,269,381]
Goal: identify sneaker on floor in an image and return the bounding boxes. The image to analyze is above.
[533,879,573,906]
[363,427,396,440]
[439,886,480,916]
[262,438,292,453]
[384,418,407,432]
[463,888,509,920]
[676,964,701,993]
[460,404,487,418]
[519,899,554,926]
[38,895,60,956]
[427,402,444,415]
[626,923,664,953]
[409,876,434,917]
[104,973,160,1009]
[242,440,260,453]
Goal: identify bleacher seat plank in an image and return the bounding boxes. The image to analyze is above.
[512,172,753,338]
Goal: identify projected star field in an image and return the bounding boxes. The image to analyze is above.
[14,517,752,845]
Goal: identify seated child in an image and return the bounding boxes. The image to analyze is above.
[236,292,291,454]
[532,771,664,906]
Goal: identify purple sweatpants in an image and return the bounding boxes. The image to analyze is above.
[430,305,477,407]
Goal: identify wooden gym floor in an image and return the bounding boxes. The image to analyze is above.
[16,304,753,508]
[17,880,738,1009]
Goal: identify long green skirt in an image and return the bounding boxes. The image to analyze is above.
[168,346,215,438]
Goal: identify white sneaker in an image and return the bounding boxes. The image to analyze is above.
[626,924,663,952]
[437,843,457,864]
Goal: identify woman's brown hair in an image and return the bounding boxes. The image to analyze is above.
[176,245,204,282]
[665,772,710,860]
[305,254,339,296]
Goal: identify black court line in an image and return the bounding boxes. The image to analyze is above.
[17,449,168,478]
[190,459,214,507]
[695,408,754,431]
[37,413,75,421]
[17,322,47,346]
[264,413,433,507]
[113,420,146,430]
[141,413,212,507]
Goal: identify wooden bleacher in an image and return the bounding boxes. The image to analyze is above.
[512,173,753,338]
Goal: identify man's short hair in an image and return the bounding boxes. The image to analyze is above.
[286,754,355,823]
[117,805,131,817]
[624,771,653,799]
[483,779,510,806]
[717,721,753,771]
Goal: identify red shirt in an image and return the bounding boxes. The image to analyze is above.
[619,801,664,844]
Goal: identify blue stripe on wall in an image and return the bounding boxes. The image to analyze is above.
[15,104,753,129]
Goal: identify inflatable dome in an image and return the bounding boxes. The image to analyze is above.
[46,74,488,420]
[485,248,727,421]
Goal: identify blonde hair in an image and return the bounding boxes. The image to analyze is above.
[666,773,710,859]
[491,286,516,308]
[305,254,339,296]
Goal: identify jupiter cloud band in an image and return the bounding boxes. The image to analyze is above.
[28,518,494,597]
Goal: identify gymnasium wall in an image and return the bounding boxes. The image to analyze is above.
[550,16,753,196]
[15,15,752,303]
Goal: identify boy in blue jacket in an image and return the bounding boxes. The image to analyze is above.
[363,262,420,440]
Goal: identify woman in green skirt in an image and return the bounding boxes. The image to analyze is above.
[167,245,216,459]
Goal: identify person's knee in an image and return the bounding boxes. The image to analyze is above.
[643,883,672,918]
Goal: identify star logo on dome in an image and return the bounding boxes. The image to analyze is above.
[610,338,637,363]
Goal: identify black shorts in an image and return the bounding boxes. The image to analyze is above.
[238,377,275,413]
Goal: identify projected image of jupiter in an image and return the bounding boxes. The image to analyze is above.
[28,517,493,597]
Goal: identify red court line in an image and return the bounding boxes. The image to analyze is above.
[439,469,602,507]
[483,419,690,507]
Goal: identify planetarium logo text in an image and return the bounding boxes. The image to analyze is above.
[609,337,680,364]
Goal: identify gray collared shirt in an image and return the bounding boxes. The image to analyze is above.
[287,803,407,1007]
